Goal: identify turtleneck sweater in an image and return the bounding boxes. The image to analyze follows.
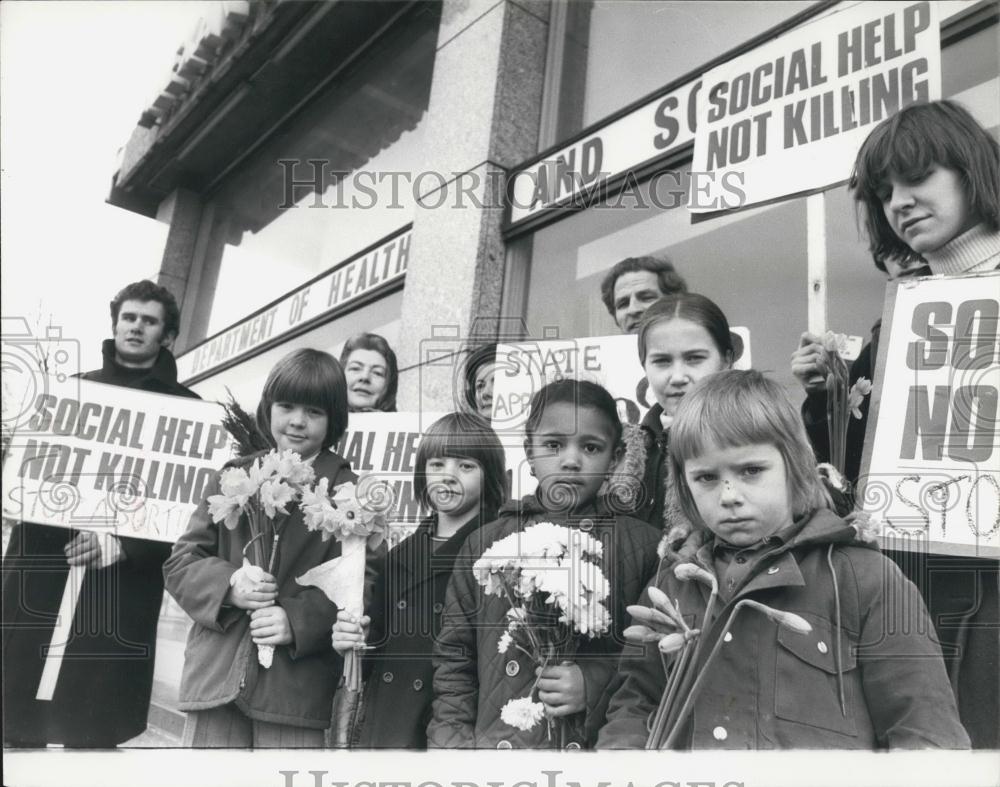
[923,223,1000,276]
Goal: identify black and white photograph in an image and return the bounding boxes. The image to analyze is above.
[2,1,997,786]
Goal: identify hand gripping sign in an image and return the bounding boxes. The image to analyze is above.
[2,375,229,700]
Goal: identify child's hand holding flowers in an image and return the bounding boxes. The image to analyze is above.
[331,610,371,656]
[815,331,873,476]
[297,474,390,691]
[226,561,278,610]
[250,605,293,646]
[536,662,585,717]
[206,448,316,668]
[790,331,831,394]
[477,521,611,742]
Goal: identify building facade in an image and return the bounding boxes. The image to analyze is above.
[109,0,999,745]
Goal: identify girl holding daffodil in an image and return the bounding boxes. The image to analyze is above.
[331,412,507,748]
[164,349,356,747]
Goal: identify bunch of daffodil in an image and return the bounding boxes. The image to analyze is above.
[820,331,873,477]
[296,475,391,691]
[206,449,317,667]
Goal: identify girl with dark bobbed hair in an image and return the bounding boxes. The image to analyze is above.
[851,99,999,274]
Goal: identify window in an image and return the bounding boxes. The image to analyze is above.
[545,0,817,146]
[525,173,807,394]
[524,12,999,401]
[202,5,439,337]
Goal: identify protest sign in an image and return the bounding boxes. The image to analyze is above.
[1,376,229,700]
[2,396,448,547]
[508,79,702,226]
[861,272,999,557]
[2,376,229,544]
[690,1,940,212]
[336,411,447,545]
[490,333,751,498]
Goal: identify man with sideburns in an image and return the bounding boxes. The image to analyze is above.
[3,280,199,748]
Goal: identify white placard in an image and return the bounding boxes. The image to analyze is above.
[690,1,941,212]
[3,376,229,543]
[861,272,999,557]
[490,333,751,498]
[335,411,447,544]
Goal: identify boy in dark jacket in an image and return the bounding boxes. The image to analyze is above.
[164,349,354,746]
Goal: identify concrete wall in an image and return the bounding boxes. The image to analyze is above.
[395,0,549,411]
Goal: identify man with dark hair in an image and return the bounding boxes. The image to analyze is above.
[599,256,687,334]
[86,279,190,394]
[3,280,199,748]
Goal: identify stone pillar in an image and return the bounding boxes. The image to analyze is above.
[395,0,549,412]
[154,188,204,350]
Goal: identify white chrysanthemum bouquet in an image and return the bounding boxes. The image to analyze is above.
[627,562,811,749]
[296,476,391,691]
[473,521,611,739]
[207,449,316,667]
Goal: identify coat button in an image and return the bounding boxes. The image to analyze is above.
[723,632,733,643]
[565,741,581,750]
[412,679,423,691]
[496,740,512,749]
[735,555,747,564]
[505,660,520,677]
[433,602,444,614]
[578,518,594,532]
[382,671,394,683]
[397,600,407,610]
[817,641,829,654]
[712,726,728,741]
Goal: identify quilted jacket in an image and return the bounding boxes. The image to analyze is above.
[597,509,971,749]
[349,514,487,748]
[164,449,355,729]
[427,496,660,749]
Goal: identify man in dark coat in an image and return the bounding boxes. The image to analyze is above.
[3,280,199,748]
